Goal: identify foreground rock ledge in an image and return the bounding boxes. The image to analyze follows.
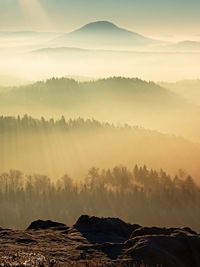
[0,215,199,267]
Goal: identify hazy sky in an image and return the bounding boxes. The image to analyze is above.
[0,0,200,38]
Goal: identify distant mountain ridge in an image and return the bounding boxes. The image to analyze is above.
[1,24,200,52]
[0,31,60,38]
[159,40,200,52]
[32,47,89,54]
[54,21,158,49]
[71,21,121,33]
[2,22,200,52]
[69,21,147,38]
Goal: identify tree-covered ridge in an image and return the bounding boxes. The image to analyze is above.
[0,114,200,181]
[0,114,151,134]
[0,165,198,230]
[0,115,115,132]
[0,76,181,106]
[1,76,198,141]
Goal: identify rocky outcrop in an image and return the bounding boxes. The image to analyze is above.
[125,234,200,267]
[130,226,197,238]
[74,215,139,243]
[0,216,200,267]
[27,219,67,230]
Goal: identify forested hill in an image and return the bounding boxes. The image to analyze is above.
[0,77,183,108]
[1,115,200,182]
[0,76,199,141]
[0,165,198,230]
[0,115,113,133]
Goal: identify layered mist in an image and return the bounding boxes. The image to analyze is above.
[1,21,200,84]
[0,20,200,229]
[1,115,200,181]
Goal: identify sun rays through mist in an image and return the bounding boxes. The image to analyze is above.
[18,0,52,30]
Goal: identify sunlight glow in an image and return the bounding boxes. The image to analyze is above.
[18,0,51,30]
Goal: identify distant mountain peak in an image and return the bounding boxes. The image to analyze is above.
[70,20,126,35]
[78,21,120,30]
[54,20,158,48]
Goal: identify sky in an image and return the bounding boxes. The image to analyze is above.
[0,0,200,39]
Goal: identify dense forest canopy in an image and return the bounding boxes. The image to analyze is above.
[0,165,198,231]
[0,115,113,132]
